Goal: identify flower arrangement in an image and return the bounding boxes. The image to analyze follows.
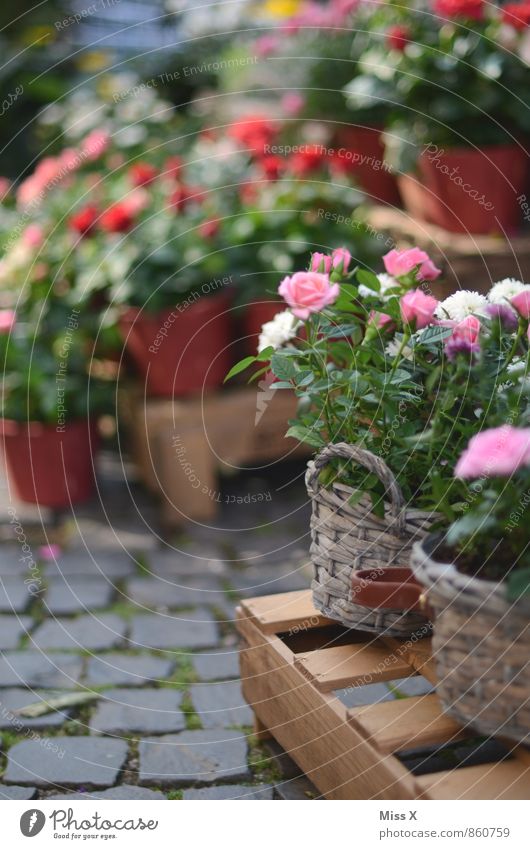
[230,245,530,520]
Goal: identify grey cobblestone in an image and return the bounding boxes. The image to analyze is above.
[4,737,129,788]
[84,653,174,687]
[0,652,84,689]
[45,578,115,615]
[0,615,32,650]
[128,611,219,651]
[189,682,253,728]
[90,688,186,736]
[139,730,251,786]
[31,614,127,651]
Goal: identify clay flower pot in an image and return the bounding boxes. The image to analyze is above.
[335,126,402,207]
[400,144,529,235]
[1,419,97,507]
[242,300,284,355]
[119,291,233,397]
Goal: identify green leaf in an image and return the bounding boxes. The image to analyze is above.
[256,346,274,362]
[286,425,325,448]
[356,269,380,291]
[271,352,298,381]
[224,356,257,382]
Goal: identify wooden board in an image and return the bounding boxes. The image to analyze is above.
[237,589,530,800]
[119,385,310,525]
[366,206,530,297]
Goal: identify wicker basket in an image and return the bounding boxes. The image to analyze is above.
[411,536,530,743]
[305,442,436,636]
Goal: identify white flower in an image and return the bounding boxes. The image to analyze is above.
[258,310,299,353]
[488,278,527,304]
[358,273,398,302]
[435,290,488,321]
[385,337,414,360]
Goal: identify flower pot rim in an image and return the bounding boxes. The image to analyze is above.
[0,417,93,436]
[120,289,232,321]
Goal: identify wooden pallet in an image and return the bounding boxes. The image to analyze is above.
[366,206,530,295]
[119,385,309,526]
[237,590,530,800]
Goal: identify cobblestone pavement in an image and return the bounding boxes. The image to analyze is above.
[0,452,432,800]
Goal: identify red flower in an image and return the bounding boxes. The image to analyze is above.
[169,184,198,211]
[329,150,359,176]
[99,202,135,233]
[200,219,220,239]
[288,144,327,177]
[387,25,410,51]
[259,155,284,181]
[502,2,530,29]
[433,0,484,19]
[164,156,184,179]
[228,115,277,152]
[69,204,99,236]
[129,162,158,187]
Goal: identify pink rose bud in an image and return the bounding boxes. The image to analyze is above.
[511,288,530,319]
[400,289,438,329]
[278,271,340,319]
[331,247,352,274]
[451,315,481,344]
[82,129,110,161]
[368,310,394,330]
[454,426,530,479]
[22,224,44,248]
[383,247,441,281]
[310,252,332,274]
[0,309,15,333]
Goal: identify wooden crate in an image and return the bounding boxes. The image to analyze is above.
[366,206,530,296]
[119,385,309,526]
[237,589,530,800]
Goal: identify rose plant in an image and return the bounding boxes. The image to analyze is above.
[229,245,530,521]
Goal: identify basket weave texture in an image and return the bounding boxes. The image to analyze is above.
[305,442,435,636]
[411,538,530,743]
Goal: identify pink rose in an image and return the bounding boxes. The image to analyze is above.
[368,310,394,330]
[278,271,340,319]
[82,129,110,161]
[22,224,44,249]
[400,289,438,329]
[451,314,481,344]
[310,252,332,274]
[0,309,15,333]
[511,287,530,319]
[383,247,441,281]
[331,247,352,273]
[455,426,530,479]
[281,92,305,116]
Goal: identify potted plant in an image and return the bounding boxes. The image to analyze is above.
[345,0,530,233]
[229,245,530,634]
[412,416,530,742]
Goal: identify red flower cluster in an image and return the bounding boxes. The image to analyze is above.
[287,145,328,177]
[69,204,99,236]
[129,162,158,187]
[100,202,135,233]
[228,115,277,152]
[433,0,484,20]
[169,184,200,212]
[502,2,530,29]
[386,25,410,51]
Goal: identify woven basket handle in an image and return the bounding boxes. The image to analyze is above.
[306,442,407,536]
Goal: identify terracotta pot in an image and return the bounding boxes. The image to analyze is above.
[1,419,97,507]
[119,291,232,397]
[401,145,529,234]
[335,126,402,207]
[242,300,283,355]
[350,567,431,617]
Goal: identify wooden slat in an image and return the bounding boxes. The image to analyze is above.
[239,590,333,635]
[294,641,413,692]
[383,636,438,686]
[349,694,465,754]
[417,761,530,800]
[237,610,417,799]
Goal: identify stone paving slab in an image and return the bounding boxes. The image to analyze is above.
[333,683,397,708]
[90,688,186,736]
[43,552,135,579]
[0,784,38,800]
[50,785,166,800]
[274,776,318,800]
[45,578,115,615]
[189,682,253,728]
[146,554,229,579]
[192,650,240,682]
[0,689,73,730]
[84,653,175,688]
[228,569,308,598]
[4,737,129,788]
[0,580,31,613]
[0,548,26,576]
[31,614,127,651]
[138,730,251,787]
[128,611,219,651]
[0,615,32,650]
[183,784,273,800]
[390,676,434,697]
[125,577,226,611]
[0,652,84,689]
